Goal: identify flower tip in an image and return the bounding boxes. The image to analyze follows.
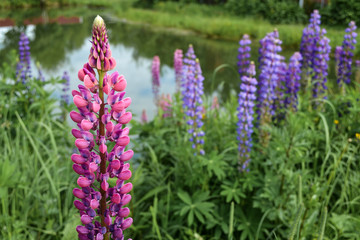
[93,15,105,28]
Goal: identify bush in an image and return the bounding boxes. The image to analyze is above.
[321,0,360,26]
[226,0,307,24]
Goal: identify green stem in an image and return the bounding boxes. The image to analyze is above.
[98,70,109,240]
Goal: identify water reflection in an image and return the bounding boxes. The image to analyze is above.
[0,7,307,120]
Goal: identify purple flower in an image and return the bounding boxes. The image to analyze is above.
[151,56,160,104]
[284,52,302,112]
[181,45,205,155]
[337,21,357,89]
[237,34,251,76]
[70,15,133,240]
[174,49,183,91]
[300,10,330,100]
[335,46,342,77]
[257,30,282,125]
[16,32,31,84]
[300,10,321,76]
[237,61,257,171]
[312,29,331,100]
[61,71,70,105]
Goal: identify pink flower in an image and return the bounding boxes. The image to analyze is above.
[70,15,133,240]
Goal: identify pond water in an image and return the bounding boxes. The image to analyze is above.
[0,7,327,120]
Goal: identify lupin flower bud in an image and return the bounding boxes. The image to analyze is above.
[151,56,160,104]
[337,21,357,91]
[174,49,183,91]
[71,16,133,240]
[181,45,205,155]
[237,61,257,171]
[237,34,251,76]
[88,15,116,72]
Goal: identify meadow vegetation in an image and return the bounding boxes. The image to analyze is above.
[0,2,360,240]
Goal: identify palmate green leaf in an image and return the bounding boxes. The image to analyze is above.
[180,206,191,216]
[194,209,205,223]
[178,191,192,205]
[177,190,215,227]
[188,209,194,226]
[220,181,244,204]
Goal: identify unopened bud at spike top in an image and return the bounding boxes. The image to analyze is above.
[88,15,116,72]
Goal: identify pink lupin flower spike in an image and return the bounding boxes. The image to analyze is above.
[71,15,133,240]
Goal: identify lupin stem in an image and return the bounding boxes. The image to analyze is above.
[98,70,109,240]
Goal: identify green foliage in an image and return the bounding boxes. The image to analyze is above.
[226,0,307,24]
[321,0,360,26]
[131,76,360,239]
[0,49,75,239]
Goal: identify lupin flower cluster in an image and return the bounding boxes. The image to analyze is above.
[335,46,342,77]
[312,29,331,100]
[62,71,70,105]
[300,10,321,75]
[151,56,160,104]
[237,61,257,171]
[337,21,357,88]
[237,34,251,76]
[174,49,183,91]
[284,52,302,112]
[300,10,330,100]
[70,16,133,240]
[181,45,205,155]
[272,56,287,121]
[16,32,31,84]
[257,30,282,124]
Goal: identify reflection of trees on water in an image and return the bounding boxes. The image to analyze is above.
[0,8,257,100]
[108,22,241,100]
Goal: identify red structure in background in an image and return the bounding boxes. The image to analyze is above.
[0,16,82,27]
[0,18,15,27]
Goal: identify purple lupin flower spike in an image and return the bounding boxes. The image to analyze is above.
[272,55,287,121]
[312,29,331,101]
[257,30,282,125]
[284,52,302,112]
[16,32,31,84]
[237,61,257,171]
[337,21,357,92]
[300,10,321,77]
[182,45,205,155]
[71,15,133,240]
[61,71,70,105]
[174,49,183,91]
[335,46,342,77]
[237,34,251,77]
[151,56,160,104]
[181,45,196,112]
